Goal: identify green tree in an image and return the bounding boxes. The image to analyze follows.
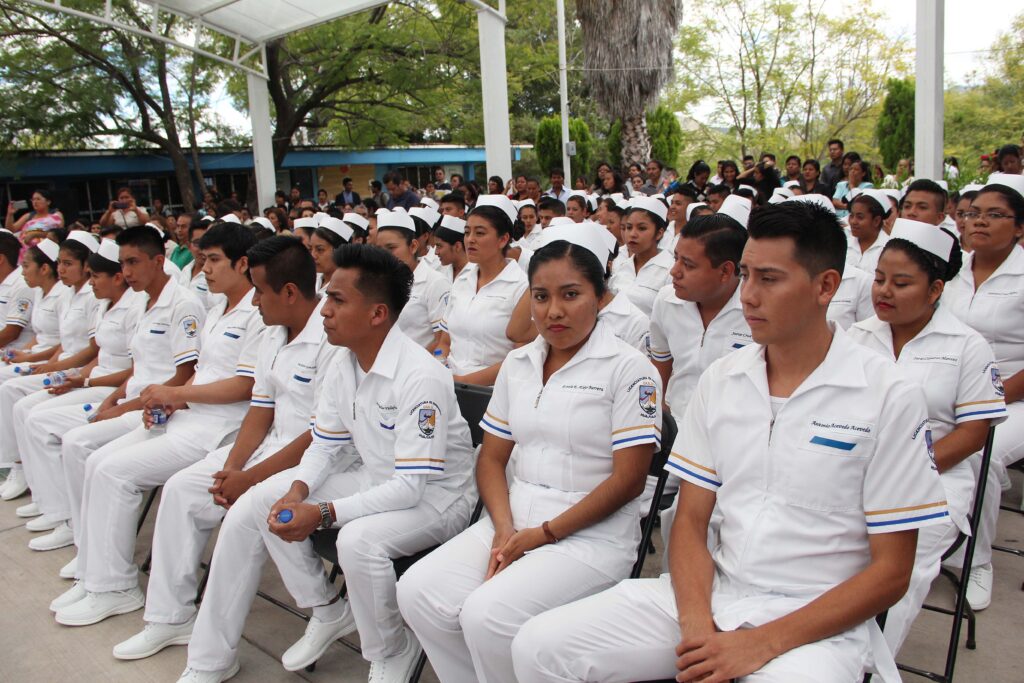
[876,78,915,170]
[534,115,593,178]
[568,118,594,182]
[647,105,683,168]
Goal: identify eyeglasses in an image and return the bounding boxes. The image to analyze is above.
[963,211,1015,221]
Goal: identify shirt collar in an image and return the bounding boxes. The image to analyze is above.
[2,267,22,287]
[521,318,620,377]
[365,323,406,380]
[148,276,178,311]
[288,300,327,347]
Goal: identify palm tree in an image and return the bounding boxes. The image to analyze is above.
[576,0,682,168]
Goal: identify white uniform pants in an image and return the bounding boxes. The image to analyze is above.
[17,387,114,519]
[187,468,471,671]
[78,424,237,593]
[0,373,50,466]
[510,575,871,683]
[396,517,622,683]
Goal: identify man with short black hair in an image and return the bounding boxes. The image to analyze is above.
[742,154,755,171]
[822,138,845,196]
[439,192,467,219]
[642,159,665,196]
[450,173,464,191]
[0,231,35,351]
[336,177,361,208]
[537,196,566,229]
[900,179,948,226]
[169,213,195,271]
[433,167,452,191]
[384,173,420,211]
[544,168,570,203]
[785,155,802,182]
[705,183,731,212]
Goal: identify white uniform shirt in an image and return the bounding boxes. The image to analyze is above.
[91,290,143,377]
[598,291,651,354]
[649,282,750,419]
[827,265,874,330]
[481,320,662,578]
[522,227,544,250]
[846,230,890,275]
[163,258,182,278]
[249,301,339,457]
[849,309,1007,533]
[399,260,451,348]
[0,267,35,349]
[166,289,264,445]
[667,326,947,620]
[57,283,100,359]
[125,277,206,401]
[295,324,475,517]
[28,282,70,352]
[608,249,674,317]
[440,260,528,375]
[657,221,679,253]
[943,247,1024,377]
[178,261,222,310]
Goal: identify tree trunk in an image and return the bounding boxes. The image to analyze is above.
[621,113,652,167]
[168,148,197,213]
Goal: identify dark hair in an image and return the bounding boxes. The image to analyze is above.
[742,154,755,162]
[746,202,846,277]
[549,167,565,178]
[439,192,466,211]
[668,182,699,201]
[382,171,405,187]
[246,235,317,299]
[468,205,514,237]
[827,138,844,150]
[720,160,739,178]
[706,183,731,199]
[537,196,566,216]
[197,222,258,266]
[850,193,887,219]
[187,218,209,239]
[686,160,711,182]
[26,245,57,276]
[434,224,465,246]
[313,226,348,249]
[626,204,668,233]
[275,190,287,200]
[0,233,21,268]
[88,249,122,276]
[488,175,503,190]
[785,155,801,165]
[566,195,588,213]
[216,199,241,217]
[903,179,948,212]
[331,244,413,319]
[997,144,1021,162]
[115,225,165,257]
[370,180,383,192]
[976,185,1024,223]
[802,158,821,172]
[600,198,626,217]
[343,176,353,184]
[99,225,123,239]
[528,240,607,298]
[680,214,748,270]
[883,228,963,283]
[761,153,777,163]
[451,173,464,183]
[734,186,757,201]
[59,239,92,265]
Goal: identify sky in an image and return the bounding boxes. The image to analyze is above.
[212,0,1024,136]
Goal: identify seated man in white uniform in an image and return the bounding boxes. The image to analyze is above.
[177,219,219,310]
[113,235,338,660]
[51,222,264,626]
[511,201,949,683]
[0,229,36,353]
[179,244,474,683]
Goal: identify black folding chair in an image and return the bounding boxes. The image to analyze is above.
[891,425,997,682]
[137,486,161,574]
[994,459,1024,558]
[632,413,678,578]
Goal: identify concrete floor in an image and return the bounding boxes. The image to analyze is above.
[0,473,1021,683]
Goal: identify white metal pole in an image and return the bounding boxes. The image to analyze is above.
[556,0,571,181]
[477,6,513,183]
[247,72,277,211]
[914,0,944,181]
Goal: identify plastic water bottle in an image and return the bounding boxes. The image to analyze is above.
[12,365,30,375]
[2,347,16,362]
[148,406,169,435]
[83,403,98,423]
[433,348,449,368]
[42,368,80,387]
[277,509,293,524]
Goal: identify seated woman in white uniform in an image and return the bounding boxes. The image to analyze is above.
[375,210,450,350]
[848,218,1007,653]
[432,215,468,283]
[1,231,100,513]
[846,192,890,275]
[308,214,352,294]
[0,239,73,500]
[941,172,1024,610]
[437,194,528,385]
[16,239,140,553]
[397,236,662,683]
[607,196,674,317]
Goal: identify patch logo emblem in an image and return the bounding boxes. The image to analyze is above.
[638,381,657,417]
[418,408,436,437]
[182,316,198,338]
[925,429,937,470]
[16,299,29,314]
[992,367,1005,397]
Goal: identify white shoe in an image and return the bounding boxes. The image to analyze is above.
[29,522,74,551]
[25,513,63,532]
[966,563,993,611]
[55,586,144,626]
[114,616,195,660]
[50,581,86,612]
[281,603,357,671]
[1,466,28,500]
[176,661,240,682]
[15,501,41,518]
[59,555,78,580]
[368,628,422,683]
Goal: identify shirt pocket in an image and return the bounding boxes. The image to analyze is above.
[780,421,875,512]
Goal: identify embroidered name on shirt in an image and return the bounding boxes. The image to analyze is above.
[811,420,872,435]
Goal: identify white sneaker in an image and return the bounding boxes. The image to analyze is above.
[113,616,195,660]
[59,555,78,580]
[966,563,993,611]
[368,628,422,683]
[281,604,357,671]
[15,501,41,518]
[50,581,86,612]
[176,661,240,682]
[1,466,28,500]
[29,521,74,551]
[25,513,63,532]
[55,586,144,626]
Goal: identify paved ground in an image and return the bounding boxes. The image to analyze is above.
[0,471,1021,682]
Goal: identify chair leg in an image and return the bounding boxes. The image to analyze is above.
[305,663,316,673]
[409,651,428,682]
[136,487,159,534]
[195,562,211,605]
[965,601,977,650]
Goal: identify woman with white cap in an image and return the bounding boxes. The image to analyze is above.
[433,215,469,282]
[608,196,673,317]
[848,218,1006,653]
[941,172,1024,610]
[846,192,890,274]
[375,210,451,349]
[341,212,370,243]
[437,195,528,386]
[0,232,98,502]
[308,214,353,294]
[13,238,140,550]
[397,232,661,683]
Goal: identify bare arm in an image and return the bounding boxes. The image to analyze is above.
[933,420,991,473]
[1002,370,1024,405]
[505,289,539,344]
[670,481,718,641]
[0,323,26,348]
[454,360,504,387]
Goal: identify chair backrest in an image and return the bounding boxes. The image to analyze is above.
[454,382,493,448]
[650,413,678,476]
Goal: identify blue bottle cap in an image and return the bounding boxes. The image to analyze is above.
[83,404,93,411]
[277,509,293,523]
[42,377,52,386]
[434,349,443,356]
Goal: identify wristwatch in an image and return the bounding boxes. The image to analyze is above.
[83,376,91,388]
[318,501,334,529]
